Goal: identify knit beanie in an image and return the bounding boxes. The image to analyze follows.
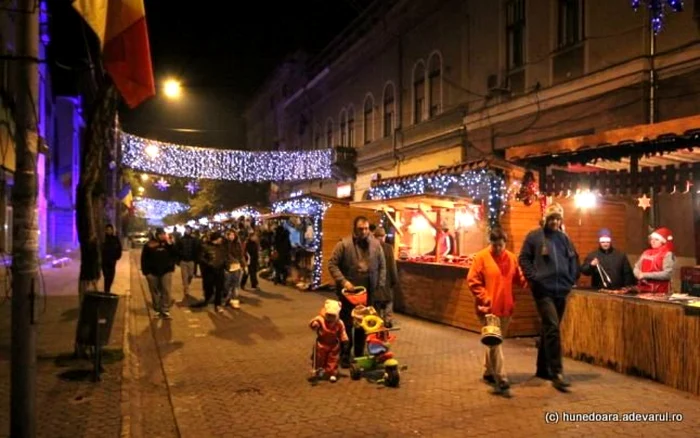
[324,299,341,317]
[544,202,564,219]
[598,228,612,243]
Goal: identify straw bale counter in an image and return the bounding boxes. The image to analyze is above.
[561,290,700,396]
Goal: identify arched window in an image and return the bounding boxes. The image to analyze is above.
[347,106,355,147]
[383,82,395,138]
[363,95,374,144]
[314,123,322,149]
[413,62,426,124]
[339,109,347,146]
[428,52,442,118]
[326,119,334,147]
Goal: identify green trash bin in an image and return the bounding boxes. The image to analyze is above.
[76,292,120,347]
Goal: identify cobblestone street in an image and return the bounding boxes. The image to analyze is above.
[125,250,700,438]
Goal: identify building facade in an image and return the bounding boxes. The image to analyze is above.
[245,0,700,260]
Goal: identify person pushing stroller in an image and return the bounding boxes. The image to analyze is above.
[309,299,349,383]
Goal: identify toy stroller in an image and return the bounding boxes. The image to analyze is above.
[342,287,401,388]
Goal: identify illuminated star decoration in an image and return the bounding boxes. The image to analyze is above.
[120,132,333,182]
[154,177,170,191]
[185,180,200,195]
[631,0,684,34]
[272,196,331,289]
[637,194,652,210]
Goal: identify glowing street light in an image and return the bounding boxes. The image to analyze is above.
[137,186,145,194]
[163,78,182,99]
[140,173,149,181]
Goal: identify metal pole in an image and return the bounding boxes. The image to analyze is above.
[11,0,39,436]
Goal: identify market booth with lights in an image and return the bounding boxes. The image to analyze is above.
[354,159,548,338]
[506,114,700,396]
[264,193,380,290]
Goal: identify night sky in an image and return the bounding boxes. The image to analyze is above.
[50,0,371,148]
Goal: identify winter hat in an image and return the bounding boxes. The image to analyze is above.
[650,227,673,244]
[544,202,564,219]
[598,228,612,243]
[324,299,341,317]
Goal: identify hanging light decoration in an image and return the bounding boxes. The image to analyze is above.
[133,197,188,219]
[185,180,200,195]
[631,0,684,34]
[154,177,170,191]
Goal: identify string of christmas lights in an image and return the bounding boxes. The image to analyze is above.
[133,197,189,219]
[631,0,683,33]
[120,132,333,182]
[367,169,508,228]
[272,196,331,289]
[229,206,262,220]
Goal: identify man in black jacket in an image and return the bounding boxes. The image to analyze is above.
[141,228,178,319]
[580,229,635,290]
[176,226,200,298]
[373,226,398,328]
[101,224,122,293]
[519,203,579,390]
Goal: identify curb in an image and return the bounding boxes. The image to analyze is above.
[119,254,132,438]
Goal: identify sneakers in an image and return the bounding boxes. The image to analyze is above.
[215,306,224,314]
[232,299,241,309]
[160,311,172,320]
[329,375,337,383]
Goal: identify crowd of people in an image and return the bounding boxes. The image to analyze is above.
[113,204,677,390]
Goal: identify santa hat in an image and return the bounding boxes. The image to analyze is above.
[544,202,564,219]
[323,299,341,317]
[650,227,673,244]
[598,228,612,243]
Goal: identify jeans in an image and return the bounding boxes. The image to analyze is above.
[479,315,511,380]
[102,262,116,293]
[535,295,568,376]
[225,269,242,302]
[180,261,195,294]
[146,273,173,314]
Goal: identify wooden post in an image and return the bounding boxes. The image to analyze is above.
[694,180,700,265]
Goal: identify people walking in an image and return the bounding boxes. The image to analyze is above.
[468,227,527,392]
[241,231,260,291]
[176,225,200,299]
[373,227,397,328]
[194,231,228,312]
[224,229,246,309]
[328,216,386,368]
[518,203,579,390]
[141,228,178,319]
[101,223,122,294]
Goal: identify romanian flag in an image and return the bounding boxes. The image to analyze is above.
[118,184,133,208]
[73,0,156,108]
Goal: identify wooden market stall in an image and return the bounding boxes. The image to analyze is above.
[354,159,547,337]
[505,114,700,395]
[264,193,380,290]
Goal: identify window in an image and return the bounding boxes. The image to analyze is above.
[363,95,374,144]
[314,124,321,149]
[383,83,395,137]
[326,119,333,147]
[413,62,425,124]
[339,110,347,146]
[506,0,526,71]
[558,0,583,49]
[428,53,442,118]
[347,107,355,147]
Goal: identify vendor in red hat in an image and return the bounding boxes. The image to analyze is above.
[633,227,676,294]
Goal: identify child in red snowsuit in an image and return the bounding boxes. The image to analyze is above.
[309,299,349,382]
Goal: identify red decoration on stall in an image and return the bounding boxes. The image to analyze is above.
[516,171,539,206]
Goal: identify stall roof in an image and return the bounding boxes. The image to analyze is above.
[353,194,473,212]
[505,114,700,170]
[370,158,516,187]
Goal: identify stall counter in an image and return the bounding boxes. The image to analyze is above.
[561,289,700,396]
[395,260,540,337]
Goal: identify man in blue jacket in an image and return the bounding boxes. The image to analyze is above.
[518,203,579,390]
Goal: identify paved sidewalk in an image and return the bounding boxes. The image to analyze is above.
[129,250,700,438]
[0,254,130,438]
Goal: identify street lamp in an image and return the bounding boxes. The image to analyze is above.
[163,78,182,99]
